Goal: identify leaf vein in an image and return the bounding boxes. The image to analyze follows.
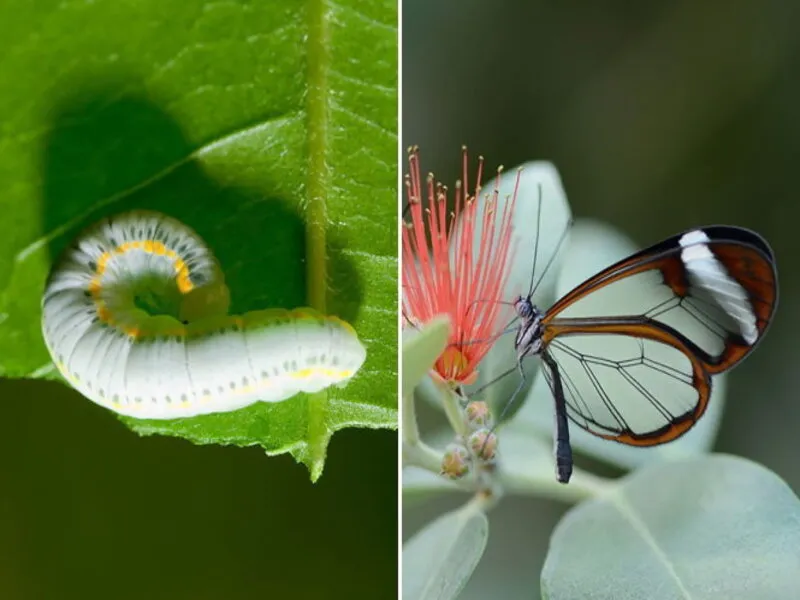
[611,491,692,598]
[331,101,396,138]
[14,112,301,263]
[327,1,395,31]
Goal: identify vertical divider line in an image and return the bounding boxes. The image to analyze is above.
[397,1,405,597]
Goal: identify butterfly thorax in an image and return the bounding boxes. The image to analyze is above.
[513,295,544,360]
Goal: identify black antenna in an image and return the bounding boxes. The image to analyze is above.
[528,218,573,299]
[527,183,544,298]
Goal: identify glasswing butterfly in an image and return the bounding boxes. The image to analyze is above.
[503,221,778,483]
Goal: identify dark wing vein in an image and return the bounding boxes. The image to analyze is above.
[545,333,701,440]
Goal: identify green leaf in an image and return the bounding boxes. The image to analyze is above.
[492,426,611,503]
[402,315,452,396]
[513,219,727,471]
[0,0,397,481]
[542,454,800,600]
[402,466,459,505]
[403,504,489,600]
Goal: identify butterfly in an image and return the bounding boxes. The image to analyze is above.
[497,218,778,483]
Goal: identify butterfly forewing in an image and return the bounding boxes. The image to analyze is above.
[544,227,776,368]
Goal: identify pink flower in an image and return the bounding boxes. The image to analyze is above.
[402,147,518,385]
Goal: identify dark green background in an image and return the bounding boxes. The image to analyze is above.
[0,377,396,598]
[403,1,800,598]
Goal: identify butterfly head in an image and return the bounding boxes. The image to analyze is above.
[513,295,537,321]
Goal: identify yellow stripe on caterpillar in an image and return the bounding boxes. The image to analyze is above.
[41,210,367,420]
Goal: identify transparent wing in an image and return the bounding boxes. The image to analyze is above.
[544,227,777,374]
[540,328,711,445]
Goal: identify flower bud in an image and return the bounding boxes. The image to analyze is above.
[465,401,493,429]
[440,443,471,479]
[468,428,498,461]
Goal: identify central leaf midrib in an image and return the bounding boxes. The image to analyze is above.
[304,0,332,479]
[613,490,692,598]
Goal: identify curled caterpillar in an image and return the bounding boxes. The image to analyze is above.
[41,210,367,419]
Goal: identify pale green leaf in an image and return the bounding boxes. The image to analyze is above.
[402,466,460,507]
[542,454,800,600]
[403,504,490,600]
[403,315,452,396]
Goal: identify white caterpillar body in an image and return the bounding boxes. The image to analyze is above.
[41,211,367,419]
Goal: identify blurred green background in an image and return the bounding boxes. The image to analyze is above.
[0,377,396,598]
[403,0,800,597]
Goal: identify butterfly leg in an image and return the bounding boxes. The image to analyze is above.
[494,358,528,425]
[466,363,517,400]
[477,359,528,458]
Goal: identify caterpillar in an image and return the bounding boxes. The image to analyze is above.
[41,210,367,419]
